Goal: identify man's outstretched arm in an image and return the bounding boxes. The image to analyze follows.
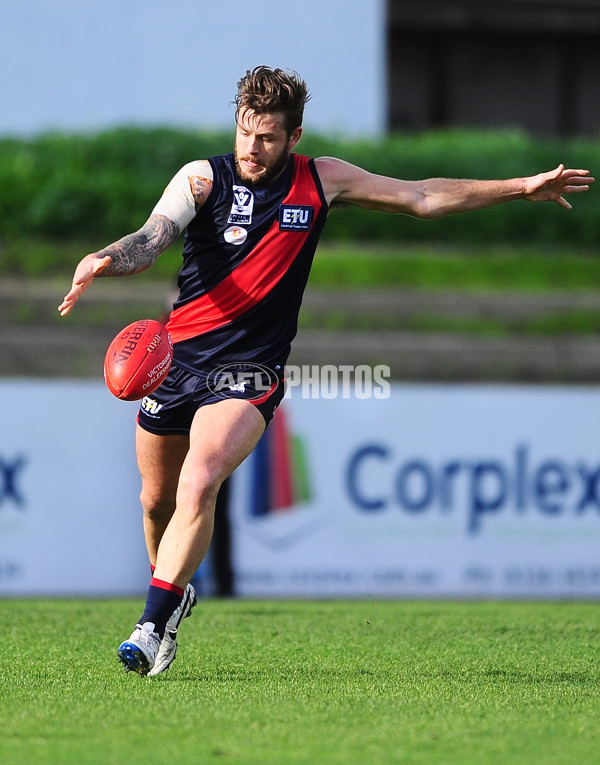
[58,214,180,317]
[316,158,594,217]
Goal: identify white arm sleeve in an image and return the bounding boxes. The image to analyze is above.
[151,159,214,230]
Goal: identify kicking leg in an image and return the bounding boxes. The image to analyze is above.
[154,397,266,587]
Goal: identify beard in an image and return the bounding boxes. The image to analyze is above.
[234,145,290,187]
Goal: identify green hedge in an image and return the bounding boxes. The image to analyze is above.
[0,126,597,247]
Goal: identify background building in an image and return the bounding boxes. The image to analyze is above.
[387,0,600,136]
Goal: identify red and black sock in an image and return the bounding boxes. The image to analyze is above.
[138,577,184,638]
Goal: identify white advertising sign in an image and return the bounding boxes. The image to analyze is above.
[0,380,148,595]
[3,380,600,599]
[231,384,600,598]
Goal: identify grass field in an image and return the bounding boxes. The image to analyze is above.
[2,598,599,764]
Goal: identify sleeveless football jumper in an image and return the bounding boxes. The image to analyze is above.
[166,152,329,374]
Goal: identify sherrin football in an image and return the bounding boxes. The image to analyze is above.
[104,319,173,401]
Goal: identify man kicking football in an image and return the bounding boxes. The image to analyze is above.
[59,66,593,676]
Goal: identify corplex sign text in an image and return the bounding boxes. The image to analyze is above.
[345,443,600,534]
[0,454,27,508]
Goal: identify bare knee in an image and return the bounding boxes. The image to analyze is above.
[140,485,176,525]
[176,467,223,517]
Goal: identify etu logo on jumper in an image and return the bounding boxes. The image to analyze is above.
[228,186,254,225]
[279,205,313,231]
[249,406,312,517]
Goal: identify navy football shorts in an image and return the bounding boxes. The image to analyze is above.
[137,361,285,436]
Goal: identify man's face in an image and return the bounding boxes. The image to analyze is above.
[234,107,302,186]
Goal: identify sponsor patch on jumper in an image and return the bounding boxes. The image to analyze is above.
[279,205,313,231]
[224,225,248,245]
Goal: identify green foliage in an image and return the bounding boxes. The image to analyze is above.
[0,127,231,245]
[306,243,600,291]
[1,599,600,764]
[0,126,597,254]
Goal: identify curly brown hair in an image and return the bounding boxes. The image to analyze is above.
[234,66,311,135]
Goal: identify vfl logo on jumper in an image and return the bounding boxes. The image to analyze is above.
[279,204,313,231]
[228,186,254,225]
[0,454,27,508]
[250,406,311,512]
[207,363,279,400]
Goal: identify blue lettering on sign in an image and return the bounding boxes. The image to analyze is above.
[346,444,388,511]
[344,443,600,534]
[0,455,27,508]
[396,459,434,512]
[575,464,600,512]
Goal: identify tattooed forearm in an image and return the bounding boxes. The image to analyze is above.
[95,214,181,277]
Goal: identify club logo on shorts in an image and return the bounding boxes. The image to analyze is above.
[228,186,254,225]
[140,396,163,417]
[207,363,280,400]
[279,205,313,231]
